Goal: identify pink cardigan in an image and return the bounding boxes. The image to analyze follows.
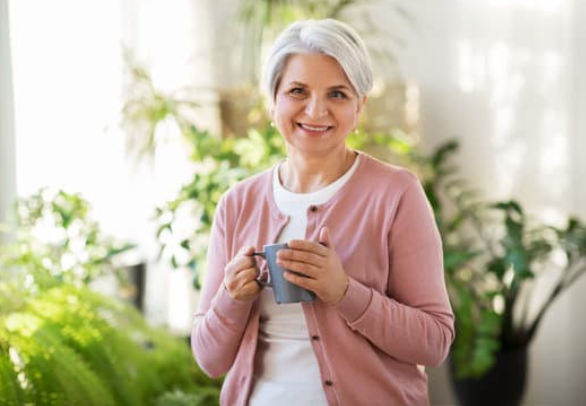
[191,152,454,406]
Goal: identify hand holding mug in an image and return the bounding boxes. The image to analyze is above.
[277,227,349,306]
[223,246,262,302]
[253,243,315,304]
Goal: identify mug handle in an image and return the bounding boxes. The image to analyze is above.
[251,251,271,287]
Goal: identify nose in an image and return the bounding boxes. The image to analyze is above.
[305,95,328,118]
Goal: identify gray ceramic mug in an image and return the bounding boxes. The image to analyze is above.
[253,243,316,304]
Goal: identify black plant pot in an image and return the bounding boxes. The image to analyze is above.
[120,262,146,312]
[449,347,528,406]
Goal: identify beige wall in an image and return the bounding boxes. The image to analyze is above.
[395,1,586,404]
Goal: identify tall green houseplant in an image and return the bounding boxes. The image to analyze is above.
[423,142,586,379]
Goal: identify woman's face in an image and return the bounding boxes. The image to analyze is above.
[272,53,365,159]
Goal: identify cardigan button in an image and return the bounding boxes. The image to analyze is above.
[311,335,320,341]
[309,205,318,212]
[325,380,333,386]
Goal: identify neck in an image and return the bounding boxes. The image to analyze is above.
[279,146,356,193]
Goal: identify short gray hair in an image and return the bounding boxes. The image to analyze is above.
[261,19,373,109]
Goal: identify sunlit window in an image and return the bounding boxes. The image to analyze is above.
[8,0,203,333]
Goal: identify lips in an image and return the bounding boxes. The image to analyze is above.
[297,123,333,133]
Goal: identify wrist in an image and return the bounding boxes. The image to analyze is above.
[333,275,349,306]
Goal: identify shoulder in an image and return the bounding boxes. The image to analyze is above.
[355,152,420,192]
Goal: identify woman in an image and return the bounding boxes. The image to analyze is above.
[191,19,454,406]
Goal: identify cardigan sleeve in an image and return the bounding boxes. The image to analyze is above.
[191,195,254,377]
[335,178,455,366]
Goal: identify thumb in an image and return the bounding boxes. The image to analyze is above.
[241,246,256,256]
[319,226,335,250]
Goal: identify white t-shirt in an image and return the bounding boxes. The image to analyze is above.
[248,155,360,406]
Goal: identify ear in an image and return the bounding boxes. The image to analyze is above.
[353,96,367,130]
[357,95,367,114]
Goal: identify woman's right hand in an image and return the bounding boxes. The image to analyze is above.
[223,246,262,302]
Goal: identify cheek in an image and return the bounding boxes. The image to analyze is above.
[338,106,359,127]
[274,99,299,124]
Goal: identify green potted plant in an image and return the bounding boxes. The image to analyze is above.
[0,187,147,307]
[0,188,223,405]
[422,142,586,406]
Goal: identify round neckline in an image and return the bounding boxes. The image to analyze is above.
[274,153,360,201]
[266,150,366,218]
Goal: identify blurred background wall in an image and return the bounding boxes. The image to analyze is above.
[397,1,586,405]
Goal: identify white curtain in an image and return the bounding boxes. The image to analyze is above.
[0,0,16,238]
[6,0,221,335]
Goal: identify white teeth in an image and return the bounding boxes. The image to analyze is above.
[300,124,329,132]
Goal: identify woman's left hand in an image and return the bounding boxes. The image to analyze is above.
[277,227,349,306]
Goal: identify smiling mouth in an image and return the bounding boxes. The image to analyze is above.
[297,123,333,132]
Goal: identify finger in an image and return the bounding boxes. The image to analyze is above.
[284,271,316,290]
[229,256,256,274]
[319,226,335,250]
[241,245,256,256]
[242,279,262,295]
[232,246,256,262]
[226,267,259,294]
[225,263,255,288]
[277,249,323,266]
[226,246,256,272]
[230,279,262,301]
[277,258,320,279]
[235,267,260,284]
[287,239,328,256]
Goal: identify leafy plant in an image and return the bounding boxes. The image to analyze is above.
[121,54,200,161]
[237,0,410,82]
[0,278,220,406]
[0,188,134,287]
[423,142,586,379]
[0,186,222,404]
[154,124,286,288]
[155,388,219,406]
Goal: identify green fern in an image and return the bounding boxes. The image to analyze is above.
[0,345,26,406]
[5,314,117,406]
[0,283,221,405]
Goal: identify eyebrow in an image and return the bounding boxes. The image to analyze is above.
[287,81,352,92]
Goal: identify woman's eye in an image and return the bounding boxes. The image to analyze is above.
[289,87,306,96]
[330,90,348,99]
